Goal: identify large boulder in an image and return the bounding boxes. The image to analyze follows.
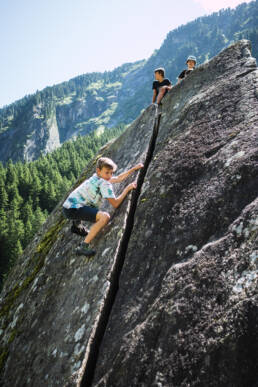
[0,40,257,387]
[0,101,157,386]
[92,40,258,387]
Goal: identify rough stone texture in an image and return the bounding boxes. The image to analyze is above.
[23,111,61,161]
[0,40,257,387]
[92,40,258,386]
[0,105,60,163]
[0,103,156,386]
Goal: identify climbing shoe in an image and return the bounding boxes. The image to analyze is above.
[75,244,96,257]
[71,222,89,237]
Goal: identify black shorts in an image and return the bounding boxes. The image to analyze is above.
[62,206,98,223]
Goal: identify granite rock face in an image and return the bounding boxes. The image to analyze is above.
[0,102,157,386]
[0,40,257,387]
[92,40,258,386]
[0,104,61,163]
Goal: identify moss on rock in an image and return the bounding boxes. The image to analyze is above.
[0,217,66,373]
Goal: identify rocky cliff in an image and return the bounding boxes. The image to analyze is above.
[0,40,257,387]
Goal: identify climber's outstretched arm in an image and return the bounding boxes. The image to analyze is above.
[110,163,143,183]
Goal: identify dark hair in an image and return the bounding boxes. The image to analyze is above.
[96,157,117,171]
[154,67,165,77]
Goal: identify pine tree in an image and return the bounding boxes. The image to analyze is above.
[0,182,8,210]
[23,219,33,247]
[0,208,7,236]
[8,185,23,216]
[35,206,47,225]
[6,160,18,185]
[12,240,23,261]
[21,200,34,223]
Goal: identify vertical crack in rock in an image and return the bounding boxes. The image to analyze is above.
[79,108,162,387]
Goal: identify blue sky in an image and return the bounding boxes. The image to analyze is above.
[0,0,252,108]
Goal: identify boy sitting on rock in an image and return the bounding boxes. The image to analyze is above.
[152,67,172,105]
[63,157,143,256]
[177,55,197,83]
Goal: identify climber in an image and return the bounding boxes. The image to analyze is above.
[62,157,143,256]
[177,55,197,83]
[152,67,172,105]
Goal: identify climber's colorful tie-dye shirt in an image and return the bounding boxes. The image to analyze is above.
[63,173,115,209]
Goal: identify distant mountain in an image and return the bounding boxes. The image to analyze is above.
[0,61,145,163]
[0,0,257,163]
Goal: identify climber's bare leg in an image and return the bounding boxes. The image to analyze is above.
[85,211,110,244]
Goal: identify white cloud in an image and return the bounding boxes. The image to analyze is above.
[193,0,253,12]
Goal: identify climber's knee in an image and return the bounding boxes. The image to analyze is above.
[96,211,110,224]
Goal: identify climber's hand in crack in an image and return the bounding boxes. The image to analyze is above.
[108,181,137,209]
[133,163,144,171]
[128,181,137,191]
